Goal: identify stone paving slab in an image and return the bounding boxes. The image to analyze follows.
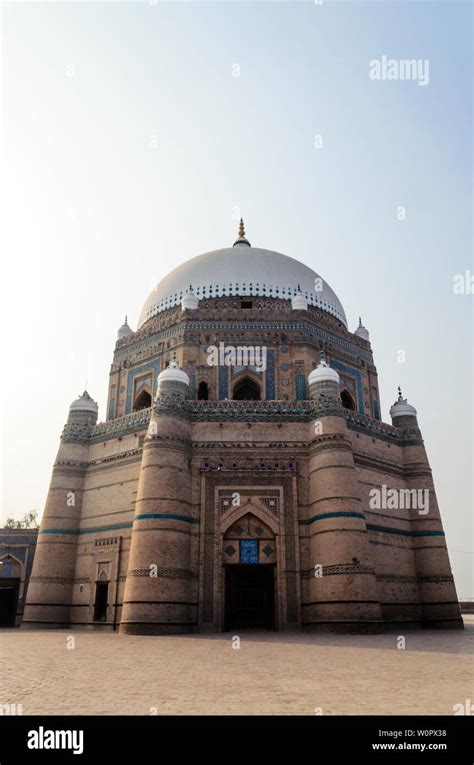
[1,618,473,716]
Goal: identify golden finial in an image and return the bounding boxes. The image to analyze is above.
[238,218,245,238]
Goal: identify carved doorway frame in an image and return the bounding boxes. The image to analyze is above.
[198,473,301,632]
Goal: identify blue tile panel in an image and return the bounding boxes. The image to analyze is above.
[107,397,116,420]
[125,361,161,414]
[240,539,259,564]
[373,399,380,420]
[265,349,275,400]
[330,360,364,414]
[219,365,228,400]
[295,374,307,400]
[188,373,196,400]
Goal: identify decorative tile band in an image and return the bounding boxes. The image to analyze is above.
[133,513,198,524]
[115,319,373,363]
[367,524,445,538]
[299,513,445,538]
[39,517,444,538]
[39,522,132,536]
[300,511,366,526]
[90,401,419,444]
[127,567,195,579]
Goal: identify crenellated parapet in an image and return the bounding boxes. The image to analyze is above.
[91,408,152,442]
[86,399,422,444]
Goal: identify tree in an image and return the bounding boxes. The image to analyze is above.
[4,510,39,529]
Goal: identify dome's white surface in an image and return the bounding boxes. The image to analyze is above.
[157,360,190,387]
[291,292,308,310]
[390,400,417,419]
[117,317,133,340]
[70,391,98,413]
[308,360,340,386]
[181,289,199,310]
[138,247,347,328]
[354,318,370,342]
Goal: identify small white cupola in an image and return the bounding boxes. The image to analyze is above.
[354,317,370,342]
[291,284,308,310]
[308,354,340,386]
[389,387,417,420]
[117,315,133,340]
[181,285,199,311]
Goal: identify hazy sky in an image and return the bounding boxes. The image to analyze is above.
[1,1,472,597]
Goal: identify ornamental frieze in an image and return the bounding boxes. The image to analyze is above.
[127,567,195,580]
[301,563,376,579]
[61,423,91,442]
[85,400,416,445]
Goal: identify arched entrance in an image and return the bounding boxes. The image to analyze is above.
[0,555,21,626]
[222,512,276,630]
[232,377,261,401]
[93,570,109,621]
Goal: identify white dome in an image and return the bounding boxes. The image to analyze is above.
[390,390,417,420]
[157,359,190,387]
[138,246,347,328]
[291,287,308,310]
[308,359,340,386]
[117,316,133,340]
[70,391,98,414]
[354,317,370,342]
[181,287,199,311]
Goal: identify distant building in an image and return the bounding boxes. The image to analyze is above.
[23,222,463,633]
[0,528,38,626]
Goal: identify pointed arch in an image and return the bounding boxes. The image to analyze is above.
[0,554,22,577]
[133,389,152,411]
[220,498,279,536]
[232,375,261,400]
[341,389,356,411]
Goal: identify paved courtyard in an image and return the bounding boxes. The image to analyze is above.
[1,617,473,715]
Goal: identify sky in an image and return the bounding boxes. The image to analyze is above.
[0,0,472,597]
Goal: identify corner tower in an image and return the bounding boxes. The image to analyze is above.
[305,357,383,632]
[120,359,196,634]
[389,389,463,629]
[23,392,98,628]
